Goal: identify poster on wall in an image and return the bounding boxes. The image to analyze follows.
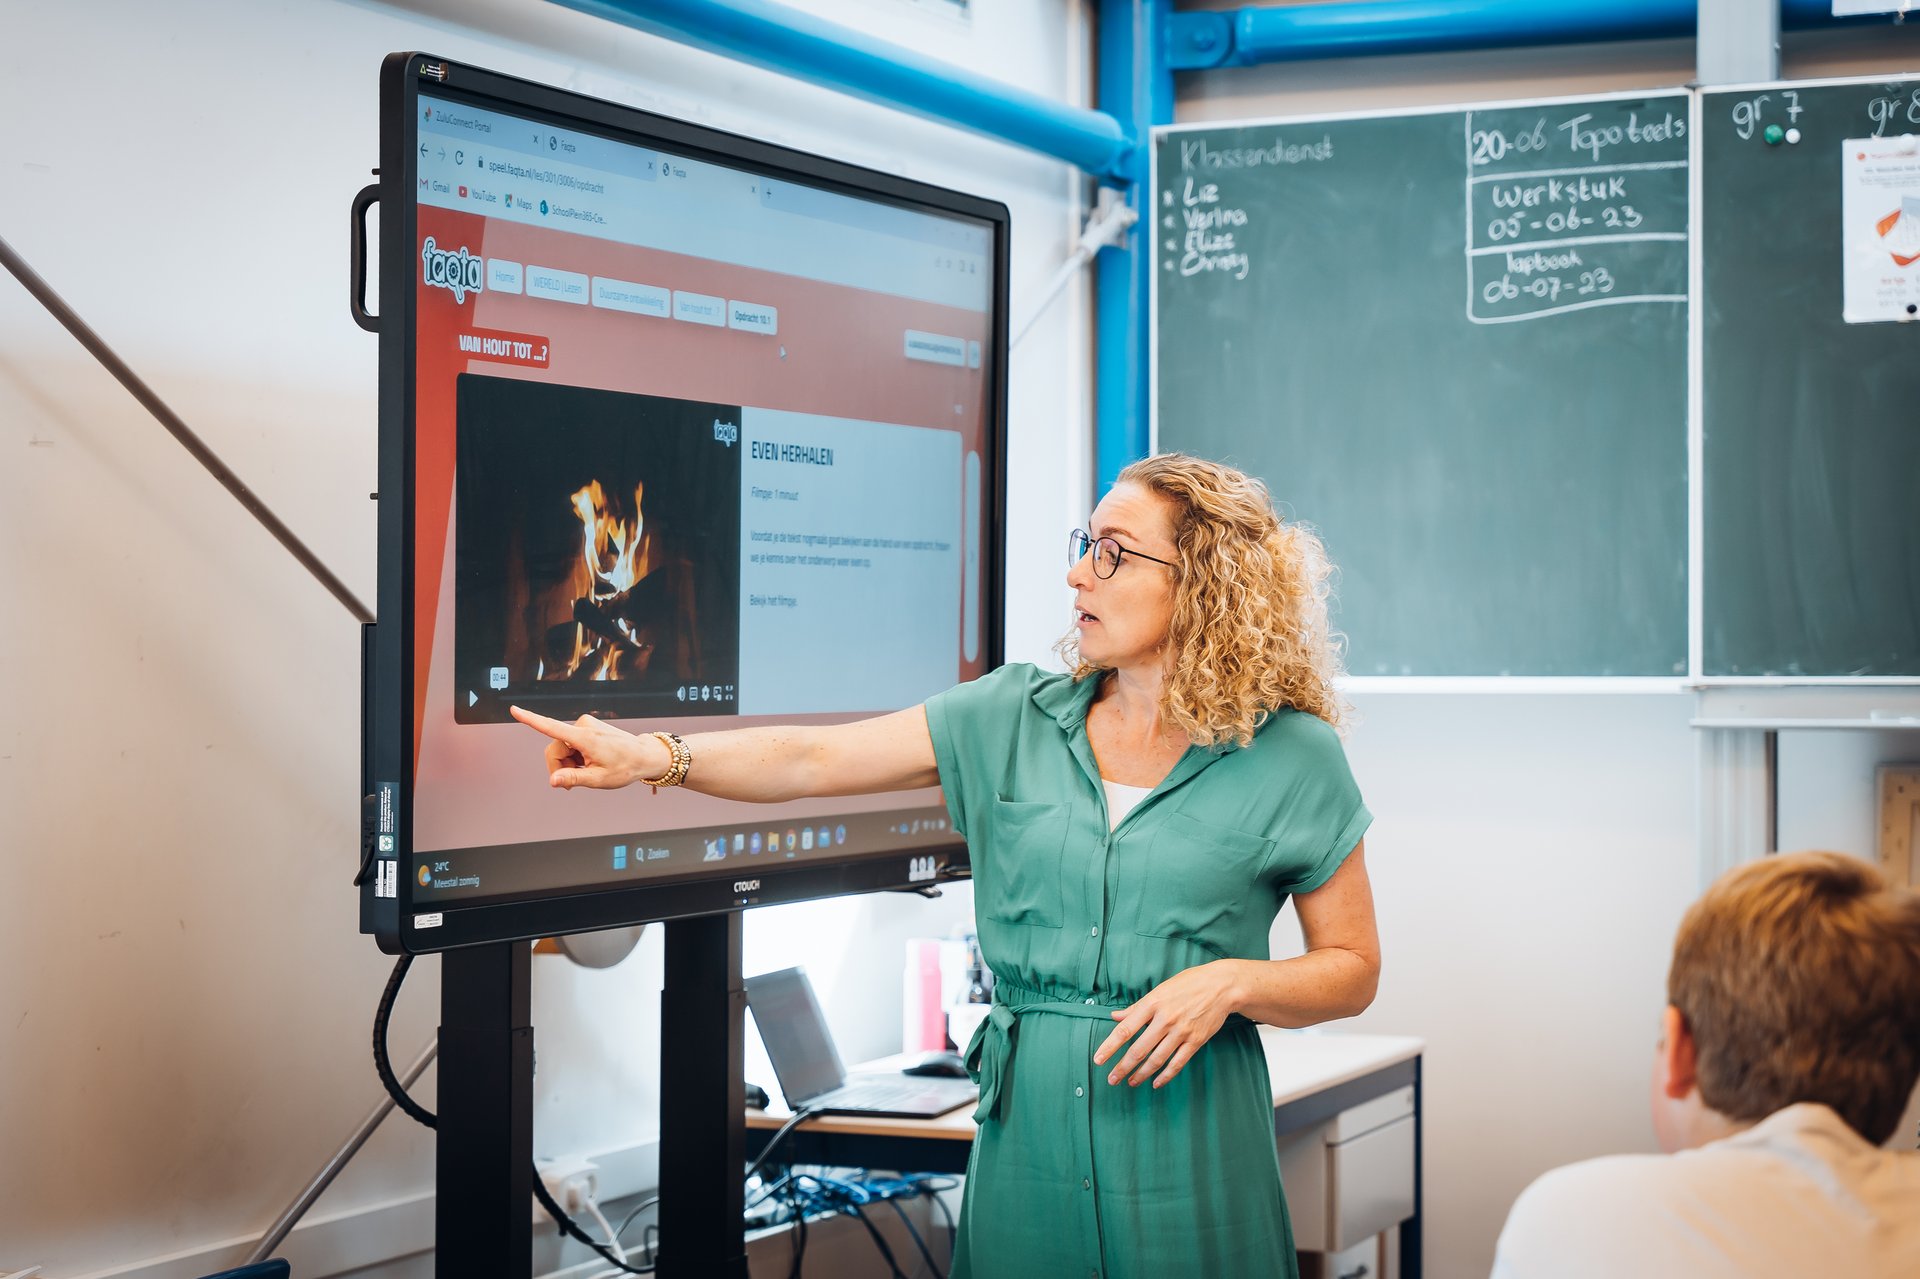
[1841,135,1920,322]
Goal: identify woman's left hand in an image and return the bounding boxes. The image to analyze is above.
[1093,960,1244,1089]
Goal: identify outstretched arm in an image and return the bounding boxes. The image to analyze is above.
[508,704,939,802]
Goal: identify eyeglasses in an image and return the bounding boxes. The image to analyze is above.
[1067,528,1176,579]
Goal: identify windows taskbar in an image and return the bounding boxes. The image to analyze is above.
[410,804,955,906]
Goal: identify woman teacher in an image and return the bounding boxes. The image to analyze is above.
[512,453,1380,1278]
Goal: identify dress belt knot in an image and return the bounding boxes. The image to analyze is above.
[962,988,1124,1123]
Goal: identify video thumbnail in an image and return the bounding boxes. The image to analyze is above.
[454,374,742,723]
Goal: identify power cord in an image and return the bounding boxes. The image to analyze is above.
[904,1172,958,1244]
[742,1104,820,1185]
[377,957,953,1277]
[881,1194,942,1279]
[786,1174,808,1279]
[750,1166,954,1279]
[372,954,435,1127]
[581,1195,661,1279]
[613,1193,659,1246]
[372,954,655,1274]
[582,1196,627,1265]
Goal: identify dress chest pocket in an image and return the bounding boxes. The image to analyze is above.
[977,796,1070,929]
[1123,813,1274,957]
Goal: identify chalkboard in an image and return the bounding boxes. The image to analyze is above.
[1700,77,1920,677]
[1154,93,1693,677]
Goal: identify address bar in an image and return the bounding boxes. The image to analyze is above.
[477,156,609,196]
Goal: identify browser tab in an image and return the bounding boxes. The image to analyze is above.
[593,277,671,317]
[728,301,777,335]
[526,265,588,304]
[487,259,524,295]
[673,290,726,327]
[903,329,967,366]
[417,98,984,311]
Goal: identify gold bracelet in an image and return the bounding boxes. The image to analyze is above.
[641,731,692,793]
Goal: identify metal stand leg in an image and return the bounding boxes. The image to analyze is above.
[437,942,534,1275]
[1403,1056,1423,1279]
[657,911,749,1279]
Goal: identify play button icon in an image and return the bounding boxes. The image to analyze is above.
[469,690,478,707]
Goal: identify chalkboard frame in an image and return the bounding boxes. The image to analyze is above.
[1150,81,1920,692]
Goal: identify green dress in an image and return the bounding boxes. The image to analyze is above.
[924,664,1371,1279]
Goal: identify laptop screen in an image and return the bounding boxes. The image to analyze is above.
[745,967,847,1104]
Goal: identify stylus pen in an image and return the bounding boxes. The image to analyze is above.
[0,233,373,624]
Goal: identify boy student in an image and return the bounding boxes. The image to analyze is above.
[1492,851,1920,1278]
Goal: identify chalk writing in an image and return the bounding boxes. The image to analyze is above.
[1160,132,1332,285]
[1465,98,1690,323]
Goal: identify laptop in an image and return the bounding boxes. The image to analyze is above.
[745,966,978,1118]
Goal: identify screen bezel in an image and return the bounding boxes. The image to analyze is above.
[364,52,1007,954]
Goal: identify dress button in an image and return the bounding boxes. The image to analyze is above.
[1084,997,1095,1005]
[1089,925,1099,937]
[1082,1178,1091,1190]
[1075,1086,1084,1097]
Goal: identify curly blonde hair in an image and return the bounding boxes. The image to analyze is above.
[1057,453,1346,747]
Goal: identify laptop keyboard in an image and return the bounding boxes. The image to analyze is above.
[817,1079,975,1113]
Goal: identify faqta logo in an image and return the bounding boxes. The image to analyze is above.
[713,419,738,447]
[421,236,484,304]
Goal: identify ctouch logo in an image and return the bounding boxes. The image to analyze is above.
[732,879,761,893]
[421,236,484,304]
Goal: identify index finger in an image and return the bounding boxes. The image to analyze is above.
[1093,1004,1151,1067]
[509,705,576,745]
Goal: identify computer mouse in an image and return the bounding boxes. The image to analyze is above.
[745,1082,771,1110]
[901,1050,969,1079]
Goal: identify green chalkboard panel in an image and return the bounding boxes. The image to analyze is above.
[1700,78,1920,677]
[1154,93,1691,677]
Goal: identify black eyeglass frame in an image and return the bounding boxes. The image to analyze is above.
[1067,528,1177,579]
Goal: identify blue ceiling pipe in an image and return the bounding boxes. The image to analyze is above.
[1171,0,1875,69]
[1095,0,1173,498]
[548,0,1136,183]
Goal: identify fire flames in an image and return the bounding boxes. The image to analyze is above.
[554,479,654,681]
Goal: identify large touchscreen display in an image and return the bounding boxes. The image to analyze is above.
[408,93,994,907]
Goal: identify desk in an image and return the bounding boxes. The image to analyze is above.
[747,1030,1425,1277]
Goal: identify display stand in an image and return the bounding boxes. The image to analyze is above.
[656,911,751,1278]
[436,941,534,1273]
[430,915,748,1277]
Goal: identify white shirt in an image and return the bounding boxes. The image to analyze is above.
[1491,1103,1920,1279]
[1102,778,1152,831]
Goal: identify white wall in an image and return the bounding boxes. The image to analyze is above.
[0,1,1091,1274]
[1189,17,1920,1279]
[1306,693,1696,1278]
